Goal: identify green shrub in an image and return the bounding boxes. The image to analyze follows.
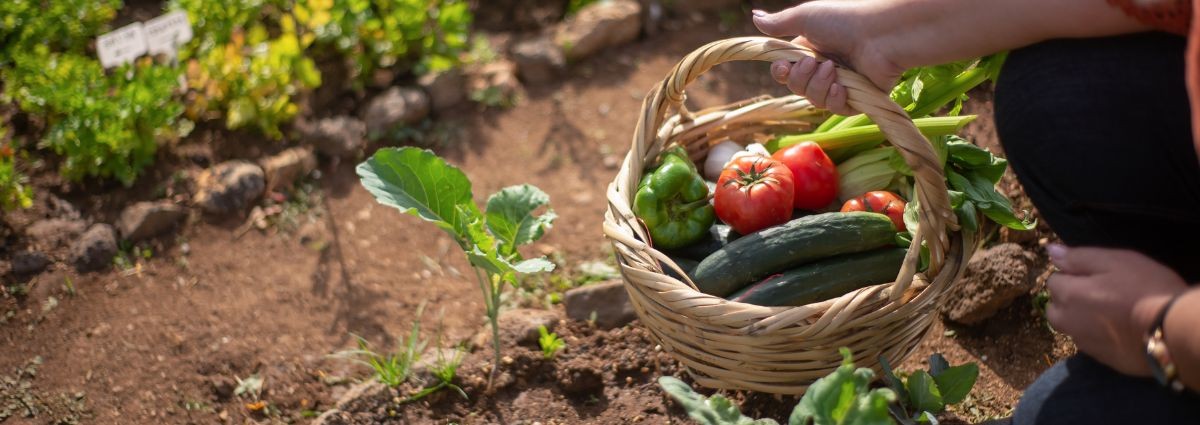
[3,49,184,185]
[0,0,121,64]
[0,124,32,211]
[172,0,321,139]
[300,0,471,84]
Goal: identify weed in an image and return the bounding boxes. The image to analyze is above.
[331,306,427,388]
[537,325,565,360]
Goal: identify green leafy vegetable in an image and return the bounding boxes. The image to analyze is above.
[358,147,556,388]
[658,376,780,425]
[790,348,896,425]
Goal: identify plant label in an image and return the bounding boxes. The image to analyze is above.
[97,23,148,68]
[144,11,193,57]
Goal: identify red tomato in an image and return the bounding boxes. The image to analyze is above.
[771,142,838,210]
[714,156,795,234]
[841,191,907,231]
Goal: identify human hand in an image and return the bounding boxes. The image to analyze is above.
[1046,244,1189,376]
[753,2,905,115]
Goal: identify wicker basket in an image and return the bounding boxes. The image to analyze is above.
[602,37,977,395]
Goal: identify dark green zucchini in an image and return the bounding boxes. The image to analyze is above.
[727,248,906,306]
[691,212,897,297]
[663,224,740,261]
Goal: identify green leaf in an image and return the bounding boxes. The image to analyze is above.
[841,388,897,425]
[485,184,556,257]
[905,371,944,414]
[790,348,882,425]
[914,412,939,424]
[658,377,778,425]
[948,170,1035,231]
[945,138,1007,184]
[357,147,479,244]
[513,257,555,274]
[877,355,909,405]
[932,364,978,405]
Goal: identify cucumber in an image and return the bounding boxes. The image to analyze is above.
[727,248,906,306]
[664,224,740,261]
[691,212,897,297]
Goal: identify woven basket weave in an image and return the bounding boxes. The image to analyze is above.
[602,37,976,395]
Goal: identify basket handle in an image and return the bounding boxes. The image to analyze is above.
[630,37,958,286]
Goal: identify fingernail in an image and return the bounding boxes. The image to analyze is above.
[1047,244,1068,263]
[772,63,789,79]
[830,83,841,97]
[817,60,835,78]
[797,57,817,74]
[752,9,767,17]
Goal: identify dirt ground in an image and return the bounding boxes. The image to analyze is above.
[0,7,1070,425]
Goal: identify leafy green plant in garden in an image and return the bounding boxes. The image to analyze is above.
[3,51,185,185]
[300,0,471,84]
[357,147,557,387]
[660,349,979,425]
[0,125,32,211]
[879,354,979,424]
[403,343,468,403]
[0,0,120,64]
[537,325,565,360]
[172,0,321,138]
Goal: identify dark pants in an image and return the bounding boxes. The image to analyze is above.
[994,33,1200,424]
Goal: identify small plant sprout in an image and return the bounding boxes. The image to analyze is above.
[538,325,565,360]
[404,344,468,404]
[331,305,427,388]
[358,147,557,388]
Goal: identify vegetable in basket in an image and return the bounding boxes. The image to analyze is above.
[771,141,839,210]
[727,248,906,307]
[842,191,908,232]
[634,146,716,249]
[691,212,898,297]
[713,155,794,234]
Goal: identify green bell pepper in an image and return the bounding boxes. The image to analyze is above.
[634,147,716,249]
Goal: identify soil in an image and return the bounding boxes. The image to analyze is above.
[0,3,1071,425]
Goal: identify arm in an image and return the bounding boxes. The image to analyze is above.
[753,0,1151,112]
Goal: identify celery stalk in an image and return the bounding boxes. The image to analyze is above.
[828,66,991,131]
[767,115,977,162]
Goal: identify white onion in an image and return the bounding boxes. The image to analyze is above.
[703,141,744,181]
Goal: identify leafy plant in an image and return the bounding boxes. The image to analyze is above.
[171,0,321,138]
[4,51,185,185]
[0,126,32,211]
[357,147,556,387]
[332,307,427,388]
[537,325,565,360]
[300,0,472,84]
[660,349,979,425]
[404,343,467,403]
[0,0,120,64]
[878,353,979,424]
[567,0,600,15]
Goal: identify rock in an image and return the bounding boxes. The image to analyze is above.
[511,36,566,83]
[363,87,430,139]
[258,147,316,193]
[555,0,642,61]
[37,193,81,220]
[334,381,389,412]
[25,218,87,251]
[564,280,637,329]
[192,161,266,215]
[116,201,187,242]
[418,69,466,111]
[209,376,236,401]
[556,357,604,395]
[296,116,366,159]
[70,224,118,272]
[468,60,520,106]
[10,251,51,275]
[942,243,1039,325]
[474,308,559,349]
